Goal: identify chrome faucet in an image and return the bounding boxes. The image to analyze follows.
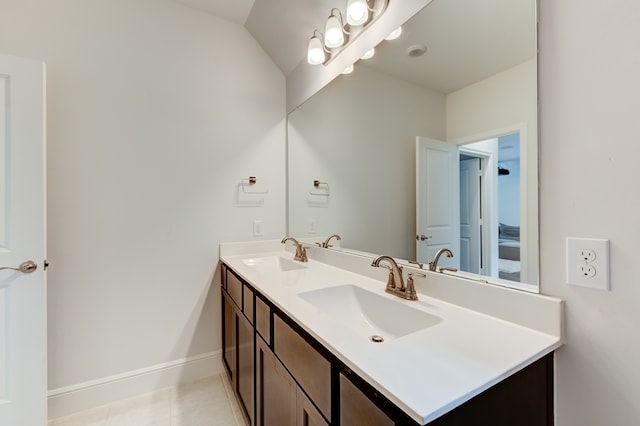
[428,248,454,271]
[281,237,308,262]
[371,255,420,300]
[317,234,341,248]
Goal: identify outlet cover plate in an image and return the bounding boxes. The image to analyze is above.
[566,237,610,290]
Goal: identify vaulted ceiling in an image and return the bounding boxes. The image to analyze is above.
[173,0,344,75]
[172,0,536,95]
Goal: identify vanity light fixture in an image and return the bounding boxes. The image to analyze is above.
[346,0,370,26]
[385,26,402,40]
[306,0,390,66]
[307,30,327,65]
[342,64,355,74]
[324,9,348,49]
[361,47,375,59]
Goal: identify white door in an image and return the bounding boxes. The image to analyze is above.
[459,157,481,274]
[0,54,47,425]
[415,137,460,269]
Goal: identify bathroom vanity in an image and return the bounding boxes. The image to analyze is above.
[220,241,563,426]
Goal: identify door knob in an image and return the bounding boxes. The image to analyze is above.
[416,234,431,241]
[0,260,37,274]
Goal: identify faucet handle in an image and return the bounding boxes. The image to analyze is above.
[405,272,425,300]
[295,246,309,262]
[409,260,424,269]
[408,272,427,279]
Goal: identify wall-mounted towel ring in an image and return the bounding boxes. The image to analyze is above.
[310,180,330,196]
[241,176,268,194]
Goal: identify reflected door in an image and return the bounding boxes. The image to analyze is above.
[0,54,47,425]
[460,157,482,273]
[416,137,460,269]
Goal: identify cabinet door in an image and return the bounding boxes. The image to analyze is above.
[297,388,329,426]
[274,315,332,419]
[256,337,296,426]
[237,312,254,425]
[340,373,395,426]
[222,291,236,383]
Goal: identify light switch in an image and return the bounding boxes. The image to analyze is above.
[253,220,263,237]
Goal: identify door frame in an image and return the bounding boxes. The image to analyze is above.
[452,123,529,282]
[458,146,495,277]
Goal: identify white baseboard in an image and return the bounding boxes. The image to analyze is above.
[47,351,223,420]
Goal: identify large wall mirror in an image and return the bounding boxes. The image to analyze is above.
[288,0,539,291]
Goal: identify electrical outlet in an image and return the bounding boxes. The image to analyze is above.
[578,249,596,262]
[253,220,263,237]
[577,264,596,278]
[566,237,610,290]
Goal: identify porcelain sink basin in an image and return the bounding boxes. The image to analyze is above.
[241,255,307,272]
[297,284,442,342]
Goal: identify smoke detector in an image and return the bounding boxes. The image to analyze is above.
[406,44,427,58]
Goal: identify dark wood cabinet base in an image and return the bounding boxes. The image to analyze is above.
[221,263,555,426]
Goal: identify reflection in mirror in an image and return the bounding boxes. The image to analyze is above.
[288,0,538,291]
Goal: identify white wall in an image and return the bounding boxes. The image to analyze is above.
[288,65,446,259]
[539,0,640,424]
[0,0,286,414]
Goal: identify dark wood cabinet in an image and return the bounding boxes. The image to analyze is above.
[237,307,254,425]
[297,388,329,426]
[256,336,296,426]
[221,265,254,425]
[221,291,235,382]
[273,314,332,420]
[256,336,329,426]
[221,262,554,426]
[339,372,394,426]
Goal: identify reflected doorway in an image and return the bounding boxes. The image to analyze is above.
[458,133,521,282]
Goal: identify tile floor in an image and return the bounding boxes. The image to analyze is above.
[48,374,246,426]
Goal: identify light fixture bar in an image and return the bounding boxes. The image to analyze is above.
[307,0,390,67]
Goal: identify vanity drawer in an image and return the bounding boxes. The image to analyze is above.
[243,285,254,324]
[274,314,331,419]
[255,296,271,345]
[227,270,243,308]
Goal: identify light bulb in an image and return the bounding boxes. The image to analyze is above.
[346,0,369,26]
[324,15,345,48]
[361,47,375,60]
[307,36,325,65]
[385,26,402,41]
[342,64,354,74]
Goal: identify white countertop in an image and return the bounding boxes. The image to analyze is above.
[220,245,563,425]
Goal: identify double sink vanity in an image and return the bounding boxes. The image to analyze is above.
[219,239,563,425]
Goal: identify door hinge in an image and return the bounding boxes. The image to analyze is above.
[44,260,49,271]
